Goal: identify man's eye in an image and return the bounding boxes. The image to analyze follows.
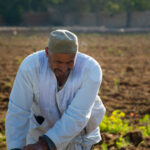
[56,61,62,64]
[67,61,73,64]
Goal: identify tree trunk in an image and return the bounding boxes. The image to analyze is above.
[126,11,132,27]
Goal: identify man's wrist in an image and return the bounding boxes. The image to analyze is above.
[39,135,56,150]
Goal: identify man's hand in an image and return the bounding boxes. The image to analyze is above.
[22,138,49,150]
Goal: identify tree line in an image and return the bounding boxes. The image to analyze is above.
[0,0,150,26]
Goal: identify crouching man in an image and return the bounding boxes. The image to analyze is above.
[6,29,106,150]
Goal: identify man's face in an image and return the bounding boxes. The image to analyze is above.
[45,47,76,83]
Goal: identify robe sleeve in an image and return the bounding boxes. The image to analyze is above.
[5,61,34,150]
[45,60,103,149]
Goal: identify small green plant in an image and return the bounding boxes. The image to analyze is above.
[138,114,150,137]
[15,57,24,65]
[116,136,130,149]
[0,133,6,143]
[108,47,113,52]
[100,110,132,134]
[2,118,5,124]
[101,143,108,150]
[116,49,123,56]
[113,78,120,93]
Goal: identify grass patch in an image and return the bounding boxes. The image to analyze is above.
[100,110,132,134]
[100,110,150,136]
[99,110,150,149]
[138,114,150,137]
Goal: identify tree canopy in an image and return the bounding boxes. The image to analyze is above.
[0,0,150,25]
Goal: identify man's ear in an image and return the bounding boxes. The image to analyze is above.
[45,47,48,57]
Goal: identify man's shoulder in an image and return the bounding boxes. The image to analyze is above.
[19,50,44,71]
[76,52,102,83]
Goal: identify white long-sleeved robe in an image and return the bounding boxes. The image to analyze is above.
[5,50,106,150]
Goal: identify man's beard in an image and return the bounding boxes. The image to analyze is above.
[54,69,70,86]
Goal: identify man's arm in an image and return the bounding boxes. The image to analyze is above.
[5,62,33,149]
[22,135,56,150]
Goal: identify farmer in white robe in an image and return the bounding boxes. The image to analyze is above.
[5,29,106,150]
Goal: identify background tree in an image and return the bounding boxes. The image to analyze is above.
[120,0,150,27]
[0,0,150,26]
[105,0,150,27]
[0,0,58,25]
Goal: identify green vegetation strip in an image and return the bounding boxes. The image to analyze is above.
[100,110,150,136]
[99,110,150,149]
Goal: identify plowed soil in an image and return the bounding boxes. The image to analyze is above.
[0,32,150,149]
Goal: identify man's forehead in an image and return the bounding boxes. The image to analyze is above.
[51,52,76,60]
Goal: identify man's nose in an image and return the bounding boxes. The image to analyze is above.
[60,64,68,73]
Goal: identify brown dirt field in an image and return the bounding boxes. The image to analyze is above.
[0,32,150,149]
